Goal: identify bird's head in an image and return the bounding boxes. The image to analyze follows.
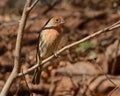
[45,16,65,28]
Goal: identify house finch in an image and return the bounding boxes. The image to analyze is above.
[32,16,65,84]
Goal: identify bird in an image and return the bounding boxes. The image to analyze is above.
[32,16,65,84]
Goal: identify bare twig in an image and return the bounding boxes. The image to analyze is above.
[15,81,21,96]
[94,60,116,86]
[0,0,39,95]
[27,0,40,12]
[18,20,120,77]
[86,75,120,96]
[22,69,33,96]
[108,84,120,96]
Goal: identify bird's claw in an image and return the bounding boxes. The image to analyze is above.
[54,52,58,57]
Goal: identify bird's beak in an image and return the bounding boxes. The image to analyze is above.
[60,19,65,24]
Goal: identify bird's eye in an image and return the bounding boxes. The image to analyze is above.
[55,19,59,22]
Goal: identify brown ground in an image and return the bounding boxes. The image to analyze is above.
[0,0,120,96]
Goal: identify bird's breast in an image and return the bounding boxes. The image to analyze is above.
[40,29,62,58]
[44,29,61,45]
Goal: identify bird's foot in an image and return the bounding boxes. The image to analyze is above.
[54,52,58,57]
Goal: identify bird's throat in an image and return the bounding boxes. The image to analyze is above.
[43,25,62,33]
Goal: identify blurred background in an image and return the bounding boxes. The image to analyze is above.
[0,0,120,96]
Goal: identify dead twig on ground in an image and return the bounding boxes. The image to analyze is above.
[94,60,117,86]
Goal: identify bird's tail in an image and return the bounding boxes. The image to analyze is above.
[32,67,41,84]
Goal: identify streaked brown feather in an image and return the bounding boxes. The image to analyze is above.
[32,16,64,84]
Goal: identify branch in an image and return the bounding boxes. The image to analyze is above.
[22,69,33,96]
[27,0,40,12]
[94,60,117,86]
[18,20,120,77]
[0,0,39,95]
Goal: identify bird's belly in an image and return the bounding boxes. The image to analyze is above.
[40,30,61,59]
[41,38,60,59]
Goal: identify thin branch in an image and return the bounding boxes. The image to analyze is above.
[108,84,120,96]
[22,69,33,96]
[0,0,39,95]
[94,60,116,86]
[27,0,40,12]
[15,81,21,96]
[18,20,120,77]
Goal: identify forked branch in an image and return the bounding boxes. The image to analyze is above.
[0,0,39,96]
